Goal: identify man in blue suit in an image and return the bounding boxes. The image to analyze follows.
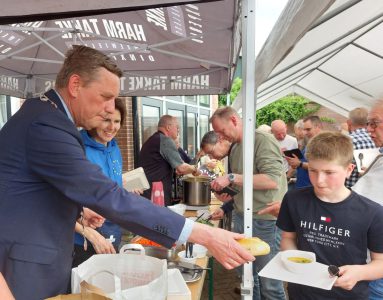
[0,45,253,299]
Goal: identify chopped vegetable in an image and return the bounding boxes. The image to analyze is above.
[196,218,214,226]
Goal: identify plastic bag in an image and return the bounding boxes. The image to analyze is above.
[71,252,167,300]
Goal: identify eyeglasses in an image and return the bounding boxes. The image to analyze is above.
[366,120,383,129]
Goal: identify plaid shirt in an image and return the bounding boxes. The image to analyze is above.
[345,128,376,188]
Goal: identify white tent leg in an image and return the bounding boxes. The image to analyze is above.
[241,0,256,299]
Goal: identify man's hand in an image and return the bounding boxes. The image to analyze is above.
[285,154,301,169]
[214,192,233,203]
[188,223,255,269]
[130,188,144,195]
[82,208,105,229]
[257,201,281,217]
[210,208,225,220]
[211,175,230,191]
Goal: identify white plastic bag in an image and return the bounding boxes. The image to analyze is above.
[71,250,167,300]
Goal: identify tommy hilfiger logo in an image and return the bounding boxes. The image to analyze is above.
[321,216,331,223]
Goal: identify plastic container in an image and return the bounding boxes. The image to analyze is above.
[178,250,197,264]
[193,244,208,258]
[168,204,187,215]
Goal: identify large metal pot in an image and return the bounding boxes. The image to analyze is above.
[144,246,177,261]
[120,243,177,261]
[183,177,211,206]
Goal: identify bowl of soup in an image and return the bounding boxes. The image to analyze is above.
[280,250,316,274]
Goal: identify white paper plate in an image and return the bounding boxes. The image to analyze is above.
[259,252,336,290]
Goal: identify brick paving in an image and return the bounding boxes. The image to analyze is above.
[201,258,241,300]
[201,259,289,300]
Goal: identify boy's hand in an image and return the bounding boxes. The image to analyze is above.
[333,265,363,290]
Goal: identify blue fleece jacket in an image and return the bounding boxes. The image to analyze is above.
[74,130,123,248]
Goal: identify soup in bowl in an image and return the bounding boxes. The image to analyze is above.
[281,250,316,274]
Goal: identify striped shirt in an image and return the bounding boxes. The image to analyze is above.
[345,128,376,188]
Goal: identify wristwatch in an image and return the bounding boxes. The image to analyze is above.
[228,173,235,183]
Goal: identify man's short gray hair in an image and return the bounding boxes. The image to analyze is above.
[349,107,368,126]
[158,115,176,128]
[200,131,218,148]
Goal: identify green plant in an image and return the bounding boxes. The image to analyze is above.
[256,95,316,127]
[218,77,242,106]
[320,116,335,124]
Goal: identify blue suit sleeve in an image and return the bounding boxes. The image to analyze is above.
[26,114,186,248]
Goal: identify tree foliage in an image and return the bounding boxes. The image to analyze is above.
[218,78,324,126]
[218,77,242,106]
[256,95,320,127]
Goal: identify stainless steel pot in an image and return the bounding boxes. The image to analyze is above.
[144,246,177,261]
[182,177,211,206]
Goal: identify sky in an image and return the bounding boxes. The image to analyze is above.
[255,0,289,55]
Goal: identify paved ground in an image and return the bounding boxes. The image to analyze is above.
[201,259,289,300]
[201,259,241,300]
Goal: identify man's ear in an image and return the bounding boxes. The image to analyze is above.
[231,114,238,127]
[67,74,81,98]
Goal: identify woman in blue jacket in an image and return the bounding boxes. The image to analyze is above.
[72,98,126,267]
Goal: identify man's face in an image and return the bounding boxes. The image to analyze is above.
[168,120,180,140]
[72,68,120,130]
[272,126,287,141]
[294,127,304,140]
[202,140,230,160]
[211,116,238,143]
[303,120,321,140]
[367,107,383,147]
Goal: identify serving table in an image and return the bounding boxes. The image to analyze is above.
[183,198,222,300]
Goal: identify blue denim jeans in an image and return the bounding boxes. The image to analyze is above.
[370,279,383,300]
[233,211,286,300]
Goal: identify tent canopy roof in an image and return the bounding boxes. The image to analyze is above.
[235,0,383,117]
[0,0,240,98]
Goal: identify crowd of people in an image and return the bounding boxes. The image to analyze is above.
[1,45,383,300]
[0,46,254,300]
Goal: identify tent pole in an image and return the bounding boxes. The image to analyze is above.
[240,0,256,299]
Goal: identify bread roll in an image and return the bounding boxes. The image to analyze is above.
[237,237,270,256]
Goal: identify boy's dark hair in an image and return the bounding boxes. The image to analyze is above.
[306,131,353,167]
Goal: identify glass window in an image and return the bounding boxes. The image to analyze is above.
[199,95,210,107]
[166,95,182,102]
[185,95,197,105]
[187,112,197,156]
[141,105,160,144]
[168,109,184,147]
[200,114,209,141]
[0,95,8,129]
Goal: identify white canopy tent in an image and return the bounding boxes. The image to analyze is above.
[0,0,240,98]
[2,0,362,298]
[234,0,383,117]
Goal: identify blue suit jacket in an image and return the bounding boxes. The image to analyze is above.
[0,90,185,300]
